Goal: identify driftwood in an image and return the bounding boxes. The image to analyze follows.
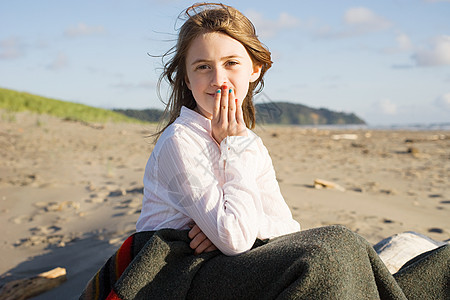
[331,134,358,140]
[314,178,346,192]
[0,267,67,300]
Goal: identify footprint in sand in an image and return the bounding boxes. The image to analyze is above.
[14,228,78,248]
[34,201,80,212]
[10,215,34,224]
[29,225,62,236]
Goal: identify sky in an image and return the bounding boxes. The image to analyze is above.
[1,0,449,126]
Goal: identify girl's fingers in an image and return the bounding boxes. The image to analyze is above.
[188,224,218,255]
[219,85,228,122]
[190,231,214,255]
[228,88,236,123]
[211,85,247,142]
[194,239,213,255]
[188,224,201,239]
[189,231,204,249]
[236,99,245,124]
[204,244,218,253]
[212,88,221,121]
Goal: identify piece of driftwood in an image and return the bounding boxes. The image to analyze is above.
[331,134,358,140]
[374,232,447,274]
[314,178,345,192]
[0,267,67,300]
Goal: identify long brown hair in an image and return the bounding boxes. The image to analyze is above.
[154,2,272,141]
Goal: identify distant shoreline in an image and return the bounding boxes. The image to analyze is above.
[280,123,450,131]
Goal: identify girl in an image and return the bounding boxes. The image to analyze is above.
[81,3,449,299]
[135,2,300,256]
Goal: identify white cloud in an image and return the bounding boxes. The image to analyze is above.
[395,33,413,51]
[64,23,106,37]
[0,37,24,59]
[245,10,300,39]
[344,7,392,31]
[413,35,450,66]
[434,93,450,111]
[47,53,68,70]
[383,32,413,54]
[315,7,392,39]
[372,99,397,115]
[278,12,300,28]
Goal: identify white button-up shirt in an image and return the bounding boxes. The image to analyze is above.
[136,106,300,255]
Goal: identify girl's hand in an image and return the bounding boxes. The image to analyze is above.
[211,85,247,144]
[188,223,218,255]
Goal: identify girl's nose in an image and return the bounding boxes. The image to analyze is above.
[211,68,227,87]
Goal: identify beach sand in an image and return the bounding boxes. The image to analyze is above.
[1,111,449,299]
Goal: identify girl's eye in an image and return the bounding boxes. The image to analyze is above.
[196,64,210,70]
[226,61,239,67]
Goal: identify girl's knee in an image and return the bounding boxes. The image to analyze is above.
[314,225,362,245]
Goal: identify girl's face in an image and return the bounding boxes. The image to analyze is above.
[185,32,261,119]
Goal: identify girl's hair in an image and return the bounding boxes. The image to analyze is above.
[154,2,272,141]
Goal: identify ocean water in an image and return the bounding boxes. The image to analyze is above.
[294,123,450,131]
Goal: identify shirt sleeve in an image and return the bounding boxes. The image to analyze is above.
[157,133,262,256]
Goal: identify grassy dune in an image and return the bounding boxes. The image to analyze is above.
[0,87,141,123]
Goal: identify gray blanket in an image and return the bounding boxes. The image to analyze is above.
[81,225,449,299]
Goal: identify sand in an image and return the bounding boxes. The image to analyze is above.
[0,111,448,299]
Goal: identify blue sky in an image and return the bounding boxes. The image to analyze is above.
[1,0,449,125]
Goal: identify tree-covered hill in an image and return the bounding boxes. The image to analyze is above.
[254,102,365,125]
[114,102,366,125]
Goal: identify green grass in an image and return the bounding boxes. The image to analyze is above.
[0,87,143,123]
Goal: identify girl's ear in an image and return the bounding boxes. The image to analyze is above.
[249,64,262,83]
[185,76,192,90]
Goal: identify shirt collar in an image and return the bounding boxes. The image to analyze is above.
[179,106,212,132]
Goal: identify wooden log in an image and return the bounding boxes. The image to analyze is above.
[0,267,67,300]
[314,178,346,192]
